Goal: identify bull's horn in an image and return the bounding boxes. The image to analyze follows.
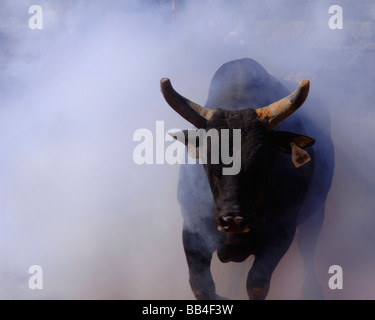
[256,79,310,130]
[160,78,215,129]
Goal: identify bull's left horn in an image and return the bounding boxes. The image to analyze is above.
[256,79,310,130]
[160,78,215,129]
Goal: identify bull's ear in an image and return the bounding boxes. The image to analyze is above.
[270,131,315,168]
[168,130,200,159]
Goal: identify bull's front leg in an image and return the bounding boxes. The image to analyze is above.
[246,223,297,300]
[183,229,225,300]
[246,256,273,300]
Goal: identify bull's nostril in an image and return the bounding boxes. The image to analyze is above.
[234,216,244,223]
[220,216,232,227]
[218,215,250,233]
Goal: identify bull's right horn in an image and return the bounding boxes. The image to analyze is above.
[256,79,310,130]
[160,78,216,129]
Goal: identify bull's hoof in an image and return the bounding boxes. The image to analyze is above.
[214,293,229,300]
[248,287,268,300]
[193,289,228,300]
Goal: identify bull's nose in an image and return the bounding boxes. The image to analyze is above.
[219,216,233,230]
[218,215,250,233]
[220,216,244,226]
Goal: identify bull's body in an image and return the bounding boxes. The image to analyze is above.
[167,58,334,299]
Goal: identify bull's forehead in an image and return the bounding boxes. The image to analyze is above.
[207,109,259,128]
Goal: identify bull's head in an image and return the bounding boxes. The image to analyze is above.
[160,77,314,234]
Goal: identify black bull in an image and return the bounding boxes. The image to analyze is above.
[160,58,334,300]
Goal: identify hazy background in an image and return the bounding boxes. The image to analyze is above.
[0,0,374,299]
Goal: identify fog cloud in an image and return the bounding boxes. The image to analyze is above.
[0,0,374,299]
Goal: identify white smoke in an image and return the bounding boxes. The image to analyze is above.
[0,0,374,300]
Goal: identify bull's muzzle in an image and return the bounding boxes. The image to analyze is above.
[217,214,251,233]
